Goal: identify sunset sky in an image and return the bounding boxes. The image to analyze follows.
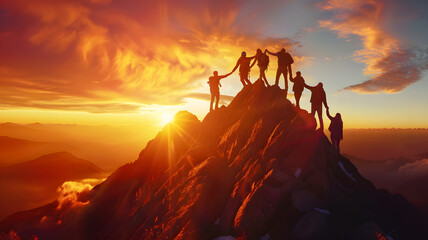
[1,0,428,129]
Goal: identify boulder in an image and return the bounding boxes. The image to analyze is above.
[293,211,329,240]
[292,190,323,213]
[234,169,293,239]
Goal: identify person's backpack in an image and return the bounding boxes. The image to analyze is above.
[259,53,269,68]
[286,53,294,65]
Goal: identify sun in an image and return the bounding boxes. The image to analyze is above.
[161,112,175,126]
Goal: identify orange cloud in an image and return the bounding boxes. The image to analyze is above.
[318,0,428,93]
[0,0,304,113]
[56,178,104,211]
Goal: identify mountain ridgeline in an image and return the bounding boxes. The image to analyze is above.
[1,80,426,239]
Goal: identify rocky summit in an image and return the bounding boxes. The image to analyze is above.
[1,79,426,240]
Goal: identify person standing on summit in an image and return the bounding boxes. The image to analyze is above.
[207,71,232,112]
[266,48,294,95]
[326,109,343,153]
[250,48,270,86]
[230,51,256,87]
[290,71,305,109]
[304,82,329,130]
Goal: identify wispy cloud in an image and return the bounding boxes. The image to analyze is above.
[0,0,305,113]
[398,158,428,178]
[318,0,428,93]
[186,93,235,105]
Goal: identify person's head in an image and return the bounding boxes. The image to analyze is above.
[317,82,323,88]
[241,51,246,57]
[213,71,218,76]
[296,71,301,77]
[335,113,342,122]
[280,48,286,54]
[256,48,262,54]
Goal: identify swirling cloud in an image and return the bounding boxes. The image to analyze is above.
[318,0,428,93]
[0,0,301,113]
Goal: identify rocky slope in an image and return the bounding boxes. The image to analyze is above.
[0,80,426,239]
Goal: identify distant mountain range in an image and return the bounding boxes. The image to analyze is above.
[346,153,428,218]
[0,151,104,181]
[0,123,149,171]
[0,136,73,167]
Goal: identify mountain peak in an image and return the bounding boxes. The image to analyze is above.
[0,151,104,182]
[1,83,426,239]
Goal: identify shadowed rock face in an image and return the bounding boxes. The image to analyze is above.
[1,79,426,240]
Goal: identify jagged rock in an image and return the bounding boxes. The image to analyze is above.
[293,210,329,240]
[350,221,385,240]
[291,190,323,213]
[304,169,329,198]
[218,160,264,235]
[234,169,293,239]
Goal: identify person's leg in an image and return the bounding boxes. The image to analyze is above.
[215,91,220,110]
[282,70,288,95]
[333,137,341,153]
[240,74,246,86]
[311,104,318,128]
[210,91,214,111]
[261,68,269,86]
[262,71,269,86]
[337,140,341,153]
[331,138,337,150]
[317,107,324,130]
[245,74,252,85]
[295,91,302,108]
[275,69,280,86]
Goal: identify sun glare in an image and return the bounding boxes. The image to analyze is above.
[161,112,175,126]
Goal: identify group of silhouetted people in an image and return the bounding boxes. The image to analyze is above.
[207,48,343,152]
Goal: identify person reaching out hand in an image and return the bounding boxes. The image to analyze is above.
[327,109,343,152]
[208,71,232,111]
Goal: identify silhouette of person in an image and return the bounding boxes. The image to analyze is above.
[208,71,232,111]
[304,82,328,130]
[327,109,343,152]
[266,48,294,94]
[250,48,270,86]
[290,71,305,108]
[231,51,256,87]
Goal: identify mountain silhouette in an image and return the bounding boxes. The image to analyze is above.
[0,152,104,220]
[0,152,104,181]
[0,80,426,239]
[0,136,71,167]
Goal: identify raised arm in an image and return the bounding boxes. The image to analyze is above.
[322,92,329,109]
[250,57,257,69]
[230,59,240,73]
[326,108,333,120]
[304,83,315,90]
[219,72,233,79]
[265,49,278,56]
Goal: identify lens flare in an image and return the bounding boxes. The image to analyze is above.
[161,112,175,126]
